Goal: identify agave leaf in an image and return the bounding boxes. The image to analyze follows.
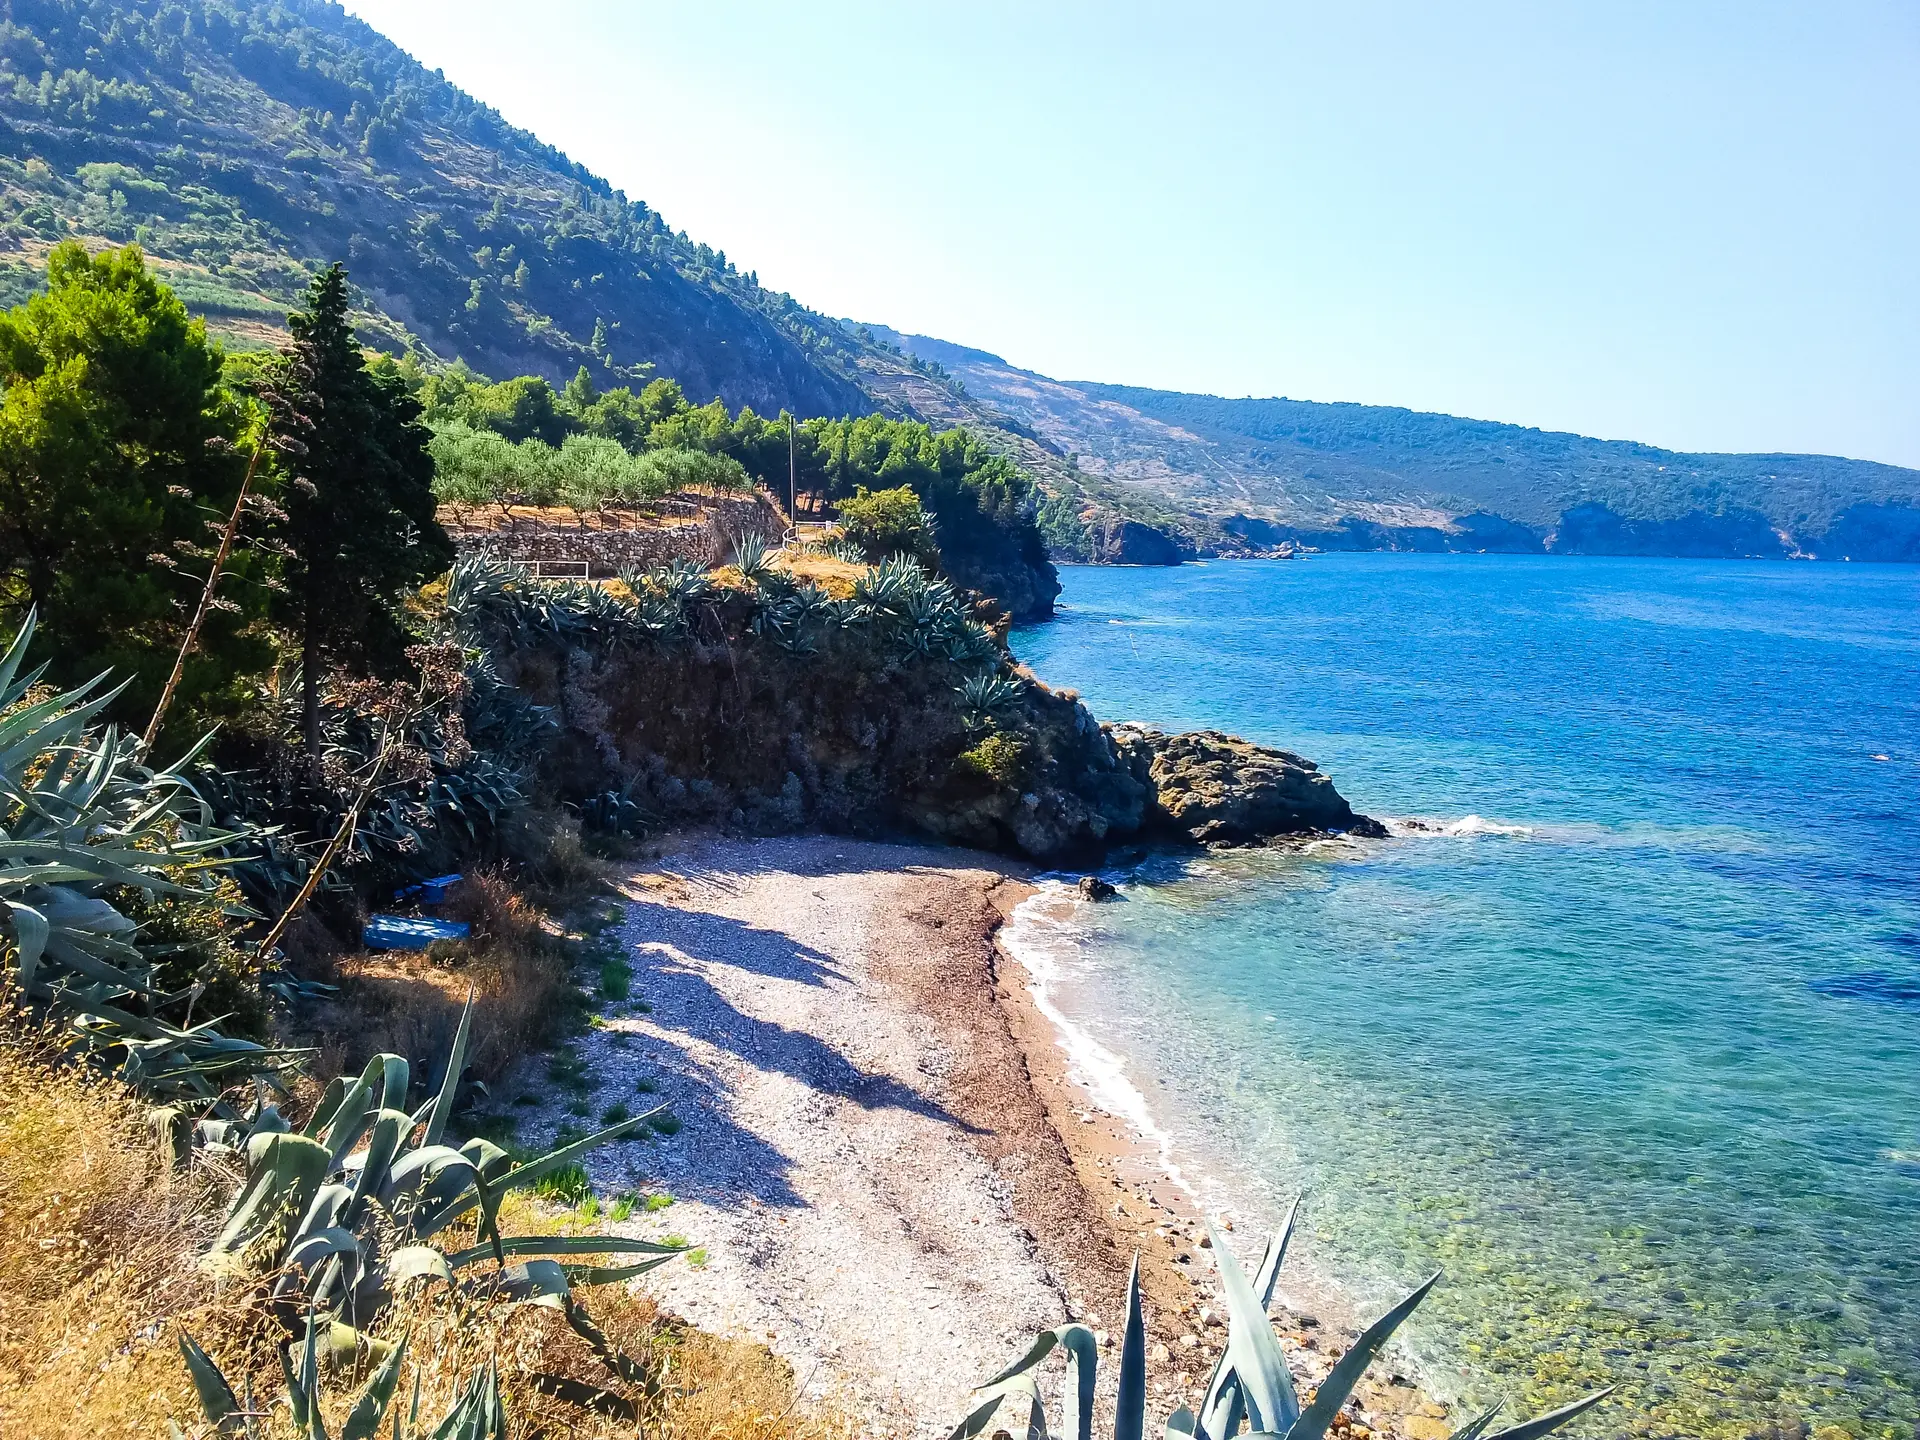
[1257,1198,1299,1305]
[387,1245,457,1287]
[1208,1222,1300,1435]
[1116,1254,1148,1440]
[285,1225,360,1274]
[0,609,39,696]
[1202,1207,1300,1440]
[178,1333,244,1434]
[341,1331,409,1440]
[1282,1271,1439,1440]
[442,1233,691,1269]
[423,991,474,1148]
[493,1258,572,1308]
[493,1110,657,1194]
[317,1065,376,1160]
[210,1133,331,1262]
[344,1108,413,1228]
[1479,1387,1614,1440]
[427,1361,505,1440]
[555,1255,680,1286]
[1164,1406,1196,1440]
[2,900,48,989]
[1447,1403,1506,1440]
[376,1054,410,1114]
[283,1313,326,1438]
[1051,1326,1099,1440]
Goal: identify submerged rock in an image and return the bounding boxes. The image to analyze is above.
[1077,875,1117,901]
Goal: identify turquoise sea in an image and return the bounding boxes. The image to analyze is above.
[1009,554,1920,1440]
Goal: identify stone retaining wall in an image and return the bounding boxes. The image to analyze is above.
[445,493,786,579]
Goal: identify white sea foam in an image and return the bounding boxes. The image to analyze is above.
[1386,813,1775,853]
[1000,879,1453,1395]
[1000,880,1206,1208]
[1387,813,1537,839]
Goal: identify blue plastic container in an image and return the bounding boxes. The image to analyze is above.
[363,914,471,951]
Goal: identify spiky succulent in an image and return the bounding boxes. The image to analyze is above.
[0,612,300,1101]
[958,672,1025,725]
[955,1201,1612,1440]
[730,531,775,584]
[194,994,686,1333]
[177,1326,507,1440]
[825,536,868,565]
[174,993,672,1438]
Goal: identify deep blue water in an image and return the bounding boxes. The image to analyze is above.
[1011,554,1920,1440]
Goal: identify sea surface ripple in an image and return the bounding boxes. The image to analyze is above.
[1011,553,1920,1440]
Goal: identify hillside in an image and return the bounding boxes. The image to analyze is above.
[867,328,1920,563]
[4,0,1912,566]
[0,0,880,415]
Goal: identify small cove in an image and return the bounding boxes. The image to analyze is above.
[1011,553,1920,1439]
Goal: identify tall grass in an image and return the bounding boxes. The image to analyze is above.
[0,1022,235,1440]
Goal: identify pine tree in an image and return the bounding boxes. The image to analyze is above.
[0,242,267,730]
[264,264,451,776]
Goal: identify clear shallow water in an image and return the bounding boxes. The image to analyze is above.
[1010,554,1920,1440]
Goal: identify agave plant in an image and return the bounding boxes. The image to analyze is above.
[954,1203,1611,1440]
[851,554,929,617]
[171,994,676,1437]
[581,783,658,839]
[178,1324,507,1440]
[445,556,637,648]
[0,613,301,1101]
[197,995,687,1343]
[958,672,1026,727]
[730,531,776,585]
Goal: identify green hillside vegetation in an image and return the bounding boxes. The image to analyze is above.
[0,0,883,412]
[872,329,1920,562]
[2,1,1911,566]
[407,358,1060,617]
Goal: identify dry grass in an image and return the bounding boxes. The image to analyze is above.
[303,868,580,1083]
[772,551,868,598]
[0,1018,850,1440]
[0,1022,260,1440]
[0,836,854,1440]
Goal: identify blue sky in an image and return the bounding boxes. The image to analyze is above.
[343,2,1919,468]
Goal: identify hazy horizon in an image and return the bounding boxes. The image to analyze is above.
[343,2,1920,470]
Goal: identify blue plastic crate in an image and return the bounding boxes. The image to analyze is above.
[392,873,464,905]
[364,914,471,951]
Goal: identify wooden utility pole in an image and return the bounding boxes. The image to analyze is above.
[787,412,799,526]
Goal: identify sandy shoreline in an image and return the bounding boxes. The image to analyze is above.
[532,834,1448,1439]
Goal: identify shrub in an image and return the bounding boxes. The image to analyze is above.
[837,484,938,563]
[957,731,1032,788]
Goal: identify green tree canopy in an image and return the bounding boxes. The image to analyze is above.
[263,263,451,769]
[0,241,267,732]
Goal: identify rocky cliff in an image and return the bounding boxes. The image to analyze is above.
[1087,516,1185,566]
[462,563,1378,866]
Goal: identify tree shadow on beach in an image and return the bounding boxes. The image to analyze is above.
[610,896,984,1211]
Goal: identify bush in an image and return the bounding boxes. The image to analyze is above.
[956,731,1032,788]
[837,484,938,563]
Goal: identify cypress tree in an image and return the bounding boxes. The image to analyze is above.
[265,264,451,776]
